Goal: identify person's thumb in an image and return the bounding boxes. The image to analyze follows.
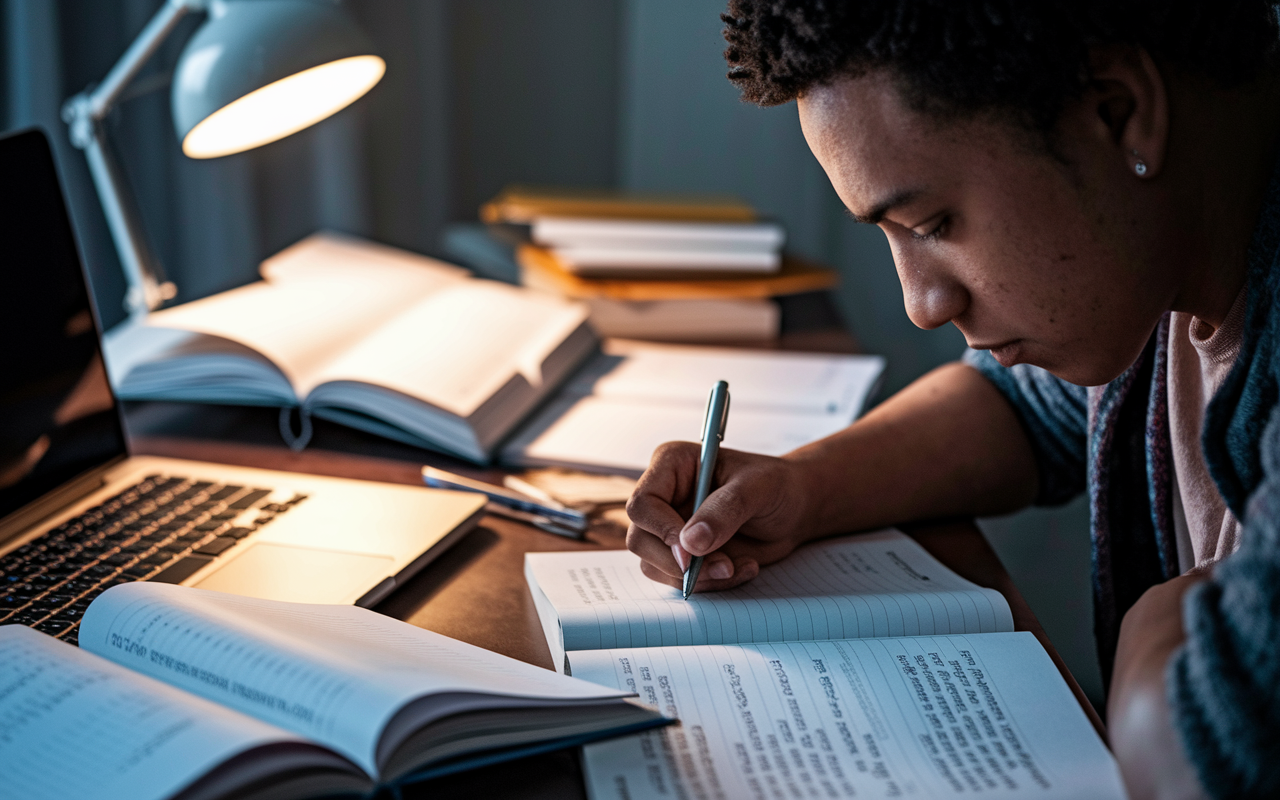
[679,483,757,557]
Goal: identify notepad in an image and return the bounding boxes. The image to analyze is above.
[525,531,1126,799]
[503,340,886,475]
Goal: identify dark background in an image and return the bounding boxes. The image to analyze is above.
[0,0,1099,705]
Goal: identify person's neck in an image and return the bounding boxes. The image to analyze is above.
[1169,72,1280,330]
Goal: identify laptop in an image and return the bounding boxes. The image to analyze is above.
[0,128,486,644]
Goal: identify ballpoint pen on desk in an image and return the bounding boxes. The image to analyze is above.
[422,466,589,539]
[683,380,730,599]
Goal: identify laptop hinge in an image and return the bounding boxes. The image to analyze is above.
[0,455,126,548]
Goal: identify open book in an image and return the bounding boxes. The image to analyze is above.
[2,583,666,800]
[503,340,885,475]
[104,233,596,462]
[525,531,1126,799]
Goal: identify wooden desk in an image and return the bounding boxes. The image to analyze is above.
[128,429,1103,799]
[122,295,1100,796]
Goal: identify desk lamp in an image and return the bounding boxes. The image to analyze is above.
[63,0,385,318]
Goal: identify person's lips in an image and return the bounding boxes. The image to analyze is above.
[971,339,1024,367]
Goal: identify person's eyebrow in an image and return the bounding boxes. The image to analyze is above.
[848,188,924,225]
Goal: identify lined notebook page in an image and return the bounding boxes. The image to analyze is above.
[79,583,631,775]
[0,626,304,800]
[526,530,1013,655]
[573,632,1125,800]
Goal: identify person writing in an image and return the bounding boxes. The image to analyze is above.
[625,2,1280,798]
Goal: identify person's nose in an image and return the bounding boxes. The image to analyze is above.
[892,249,970,331]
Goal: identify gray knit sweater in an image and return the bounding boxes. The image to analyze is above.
[964,166,1280,797]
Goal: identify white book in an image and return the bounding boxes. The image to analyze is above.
[104,233,596,462]
[553,246,781,275]
[531,217,786,249]
[502,340,886,475]
[0,583,666,800]
[524,531,1126,799]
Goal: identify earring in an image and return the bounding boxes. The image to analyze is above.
[1130,149,1148,176]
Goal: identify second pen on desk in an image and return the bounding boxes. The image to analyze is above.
[682,380,730,599]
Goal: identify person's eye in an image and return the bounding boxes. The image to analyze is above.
[909,216,949,241]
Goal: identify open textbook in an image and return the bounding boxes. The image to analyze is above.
[525,531,1126,799]
[503,340,886,475]
[104,233,596,462]
[0,583,666,800]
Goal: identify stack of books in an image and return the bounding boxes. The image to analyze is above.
[482,186,838,342]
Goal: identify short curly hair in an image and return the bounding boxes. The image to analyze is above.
[722,1,1280,130]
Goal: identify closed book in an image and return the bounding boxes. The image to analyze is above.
[583,296,780,342]
[480,185,757,224]
[517,244,838,301]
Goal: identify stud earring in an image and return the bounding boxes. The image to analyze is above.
[1130,149,1148,176]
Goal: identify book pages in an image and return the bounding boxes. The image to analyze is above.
[574,633,1125,800]
[0,626,312,800]
[526,531,1013,666]
[79,583,634,776]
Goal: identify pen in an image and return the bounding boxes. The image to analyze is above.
[683,380,730,599]
[422,466,589,537]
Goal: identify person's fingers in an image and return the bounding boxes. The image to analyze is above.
[678,479,761,557]
[626,524,684,578]
[639,558,683,589]
[626,441,700,545]
[690,556,759,593]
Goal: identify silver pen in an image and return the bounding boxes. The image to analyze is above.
[683,380,730,599]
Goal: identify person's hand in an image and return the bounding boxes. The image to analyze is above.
[625,442,816,593]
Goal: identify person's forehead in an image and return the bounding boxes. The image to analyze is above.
[798,75,1021,215]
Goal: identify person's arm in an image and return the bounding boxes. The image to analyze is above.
[1108,573,1210,800]
[626,361,1041,591]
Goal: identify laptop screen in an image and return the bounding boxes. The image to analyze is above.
[0,129,128,522]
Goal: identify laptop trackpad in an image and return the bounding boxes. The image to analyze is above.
[194,543,395,604]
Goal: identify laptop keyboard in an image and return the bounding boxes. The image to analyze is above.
[0,474,307,645]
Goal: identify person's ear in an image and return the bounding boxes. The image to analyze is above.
[1084,44,1169,179]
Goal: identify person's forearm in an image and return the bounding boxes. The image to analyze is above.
[1108,573,1208,800]
[783,362,1040,539]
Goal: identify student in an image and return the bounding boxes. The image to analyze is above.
[624,3,1280,798]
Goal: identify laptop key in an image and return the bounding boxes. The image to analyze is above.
[228,489,271,509]
[150,555,215,585]
[194,537,237,556]
[222,527,254,540]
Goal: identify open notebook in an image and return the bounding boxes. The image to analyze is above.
[503,340,886,475]
[0,583,666,800]
[104,233,595,462]
[525,531,1126,799]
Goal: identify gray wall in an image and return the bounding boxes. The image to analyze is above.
[2,0,1101,707]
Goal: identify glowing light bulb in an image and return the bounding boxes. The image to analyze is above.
[181,54,385,159]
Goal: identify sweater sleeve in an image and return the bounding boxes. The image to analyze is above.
[962,349,1088,505]
[1168,405,1280,798]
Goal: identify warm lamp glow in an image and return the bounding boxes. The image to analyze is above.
[181,55,385,159]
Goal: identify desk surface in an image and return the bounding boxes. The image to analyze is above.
[129,429,1104,799]
[121,295,1101,797]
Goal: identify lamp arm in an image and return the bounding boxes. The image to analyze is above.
[88,0,209,121]
[62,0,207,318]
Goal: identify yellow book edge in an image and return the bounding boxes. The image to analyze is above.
[482,186,758,224]
[517,244,838,301]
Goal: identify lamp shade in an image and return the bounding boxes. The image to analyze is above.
[171,0,384,159]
